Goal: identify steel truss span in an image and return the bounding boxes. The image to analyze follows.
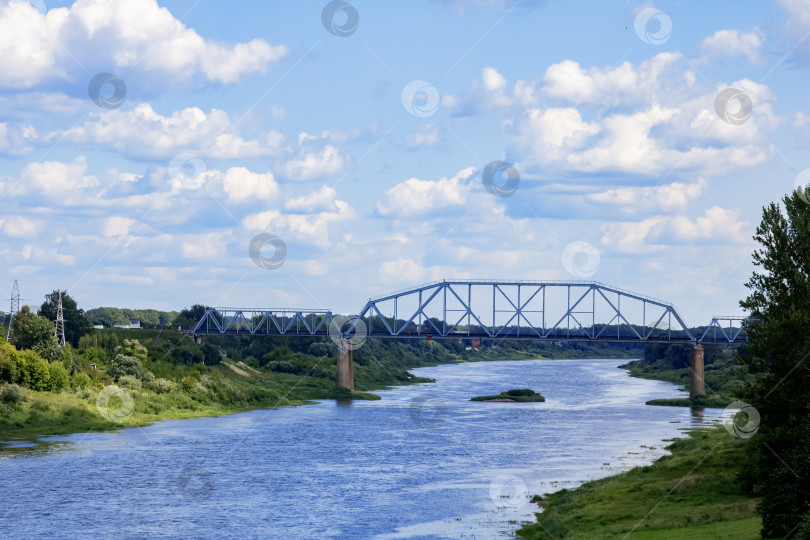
[190,281,751,344]
[349,280,749,344]
[192,308,337,337]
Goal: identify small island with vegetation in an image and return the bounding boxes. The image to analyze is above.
[470,388,545,402]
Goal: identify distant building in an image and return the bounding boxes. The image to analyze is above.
[93,324,104,329]
[113,319,142,329]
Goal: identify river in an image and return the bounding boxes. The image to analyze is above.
[0,358,718,539]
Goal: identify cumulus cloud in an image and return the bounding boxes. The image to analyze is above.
[0,215,42,238]
[699,29,764,63]
[218,167,278,203]
[3,155,98,202]
[0,0,288,91]
[442,67,537,116]
[242,199,356,248]
[600,207,748,253]
[587,179,707,213]
[376,167,476,217]
[277,145,352,182]
[55,104,287,159]
[505,64,779,178]
[404,124,440,150]
[284,186,338,213]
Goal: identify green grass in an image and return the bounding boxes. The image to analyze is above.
[516,427,761,539]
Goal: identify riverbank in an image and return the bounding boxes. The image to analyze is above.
[516,426,761,539]
[1,327,640,441]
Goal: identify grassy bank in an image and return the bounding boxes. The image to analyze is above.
[516,426,761,539]
[2,327,641,441]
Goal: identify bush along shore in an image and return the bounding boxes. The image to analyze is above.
[1,324,641,441]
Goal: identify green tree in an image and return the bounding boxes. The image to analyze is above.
[115,339,148,363]
[10,306,57,352]
[201,343,221,365]
[739,189,810,537]
[172,304,213,330]
[108,354,144,381]
[39,290,91,348]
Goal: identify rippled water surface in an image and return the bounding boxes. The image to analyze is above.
[0,359,719,539]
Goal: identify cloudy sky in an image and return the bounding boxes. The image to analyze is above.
[1,0,808,326]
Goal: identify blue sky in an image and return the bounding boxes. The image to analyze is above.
[1,0,808,326]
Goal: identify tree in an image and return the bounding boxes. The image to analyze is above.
[10,306,56,352]
[201,343,221,365]
[38,291,91,348]
[108,354,144,381]
[739,190,810,537]
[172,304,213,330]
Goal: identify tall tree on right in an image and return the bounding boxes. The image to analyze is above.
[740,189,810,537]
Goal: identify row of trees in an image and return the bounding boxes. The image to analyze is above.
[739,189,810,537]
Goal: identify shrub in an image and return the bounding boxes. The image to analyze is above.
[108,354,143,380]
[149,378,177,394]
[25,353,51,391]
[0,383,22,404]
[71,372,91,389]
[118,375,142,390]
[0,354,17,384]
[141,371,155,383]
[48,362,69,392]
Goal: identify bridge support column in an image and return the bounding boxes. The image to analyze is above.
[689,345,705,397]
[336,342,354,391]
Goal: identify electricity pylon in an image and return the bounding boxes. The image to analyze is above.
[6,280,20,341]
[55,291,66,347]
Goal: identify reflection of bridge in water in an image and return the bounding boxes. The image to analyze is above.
[191,280,752,396]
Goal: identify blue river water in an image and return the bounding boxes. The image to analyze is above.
[0,359,719,539]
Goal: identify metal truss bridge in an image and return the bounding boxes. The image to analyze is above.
[191,280,751,345]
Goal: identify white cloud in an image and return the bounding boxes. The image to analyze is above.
[103,216,136,237]
[0,0,288,90]
[7,155,98,201]
[277,145,352,182]
[55,104,287,159]
[0,215,41,238]
[376,167,476,217]
[219,167,278,203]
[404,124,440,150]
[542,53,681,106]
[587,179,706,213]
[600,207,749,253]
[284,186,338,212]
[242,200,356,248]
[700,29,764,63]
[442,67,537,116]
[379,257,426,284]
[181,232,230,260]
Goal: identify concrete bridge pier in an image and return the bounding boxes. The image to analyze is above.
[335,341,354,390]
[689,344,705,397]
